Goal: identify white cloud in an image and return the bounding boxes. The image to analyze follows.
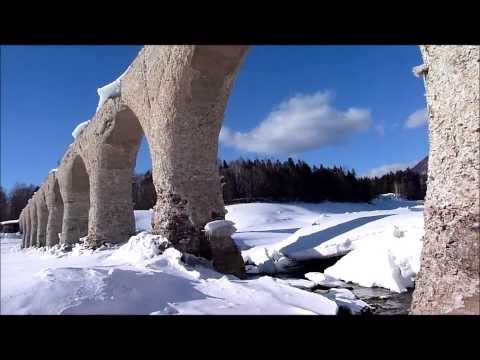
[362,161,418,178]
[405,107,428,129]
[220,91,371,155]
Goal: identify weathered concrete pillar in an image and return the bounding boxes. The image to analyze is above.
[411,45,480,314]
[19,213,24,248]
[28,200,38,248]
[45,173,64,247]
[18,213,22,246]
[23,207,30,248]
[59,155,90,246]
[21,214,27,248]
[86,159,136,247]
[27,209,32,248]
[120,45,249,276]
[35,187,49,247]
[21,217,25,248]
[86,104,142,247]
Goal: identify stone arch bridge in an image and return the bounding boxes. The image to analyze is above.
[17,45,479,314]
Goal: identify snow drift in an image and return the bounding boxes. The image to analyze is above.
[1,228,338,315]
[324,231,423,293]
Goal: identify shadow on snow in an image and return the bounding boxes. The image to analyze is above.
[280,214,393,256]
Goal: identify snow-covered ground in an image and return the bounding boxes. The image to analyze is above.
[0,232,337,315]
[232,194,424,293]
[1,194,424,315]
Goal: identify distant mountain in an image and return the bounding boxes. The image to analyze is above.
[412,156,428,176]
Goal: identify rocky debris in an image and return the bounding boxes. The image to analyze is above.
[202,220,247,279]
[317,288,372,315]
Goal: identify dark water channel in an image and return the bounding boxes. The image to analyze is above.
[256,257,414,315]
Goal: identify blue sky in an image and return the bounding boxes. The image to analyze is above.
[1,45,428,191]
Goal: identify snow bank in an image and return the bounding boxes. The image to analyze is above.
[324,234,423,293]
[96,67,130,112]
[241,203,424,279]
[108,231,169,265]
[1,231,338,315]
[171,276,338,315]
[204,220,236,237]
[227,197,419,252]
[49,168,58,173]
[72,121,90,139]
[71,242,94,256]
[1,200,424,314]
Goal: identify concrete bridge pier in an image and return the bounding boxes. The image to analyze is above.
[21,214,27,248]
[36,188,49,247]
[85,105,144,247]
[86,155,137,247]
[23,208,30,248]
[153,46,248,274]
[411,45,480,314]
[18,213,24,248]
[23,216,27,248]
[28,200,38,247]
[119,45,249,276]
[45,173,64,247]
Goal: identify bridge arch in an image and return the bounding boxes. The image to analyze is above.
[86,103,148,246]
[58,154,90,246]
